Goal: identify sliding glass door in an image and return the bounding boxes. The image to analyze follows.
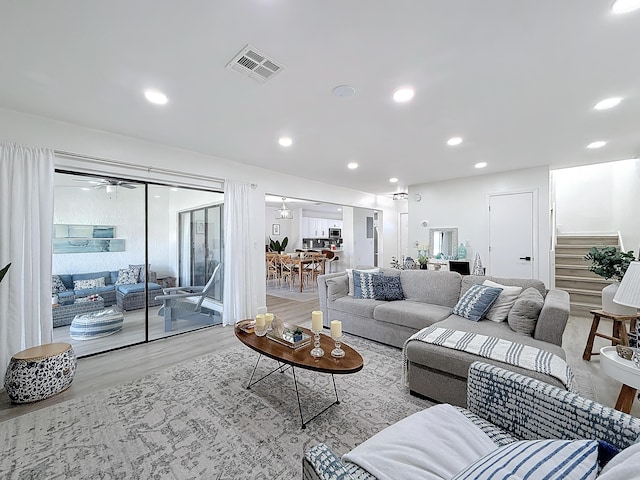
[53,171,224,356]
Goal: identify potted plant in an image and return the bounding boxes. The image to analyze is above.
[269,236,289,253]
[584,246,636,314]
[417,254,429,270]
[292,327,304,342]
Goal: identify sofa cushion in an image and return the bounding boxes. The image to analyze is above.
[406,315,566,383]
[129,264,149,282]
[346,268,380,296]
[51,275,67,294]
[374,300,451,330]
[453,439,599,480]
[461,275,546,298]
[452,284,503,322]
[508,287,544,336]
[73,277,106,290]
[59,274,74,290]
[74,285,116,297]
[483,280,522,323]
[400,270,462,307]
[73,271,111,285]
[353,270,381,299]
[331,296,386,318]
[116,282,162,294]
[115,267,139,286]
[326,275,349,302]
[373,275,404,301]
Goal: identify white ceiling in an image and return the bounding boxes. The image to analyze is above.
[1,1,638,195]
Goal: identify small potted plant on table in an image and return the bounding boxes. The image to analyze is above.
[584,246,636,315]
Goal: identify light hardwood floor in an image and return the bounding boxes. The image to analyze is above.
[2,296,638,422]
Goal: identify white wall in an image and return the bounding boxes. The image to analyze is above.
[264,206,301,250]
[1,108,398,307]
[553,159,640,253]
[408,167,551,286]
[352,208,376,267]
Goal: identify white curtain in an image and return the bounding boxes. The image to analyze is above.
[0,143,54,386]
[222,180,257,326]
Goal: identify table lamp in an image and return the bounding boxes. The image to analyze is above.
[614,261,640,311]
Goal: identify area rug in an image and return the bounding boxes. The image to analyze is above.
[0,335,431,479]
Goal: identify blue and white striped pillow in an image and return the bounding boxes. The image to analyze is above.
[452,284,503,321]
[453,439,599,480]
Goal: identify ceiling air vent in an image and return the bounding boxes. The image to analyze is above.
[226,44,284,83]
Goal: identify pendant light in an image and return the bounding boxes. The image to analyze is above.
[276,197,293,220]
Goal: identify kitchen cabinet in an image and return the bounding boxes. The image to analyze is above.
[301,217,341,237]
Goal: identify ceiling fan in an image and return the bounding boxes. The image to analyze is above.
[91,179,138,190]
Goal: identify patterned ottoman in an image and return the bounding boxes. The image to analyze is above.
[4,342,77,403]
[70,308,124,340]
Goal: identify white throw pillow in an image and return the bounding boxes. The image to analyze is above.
[346,268,379,296]
[483,280,522,323]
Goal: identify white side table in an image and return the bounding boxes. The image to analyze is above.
[600,346,640,413]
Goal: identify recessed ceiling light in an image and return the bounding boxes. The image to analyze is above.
[474,162,487,169]
[594,97,622,110]
[393,88,414,103]
[144,89,168,105]
[389,177,399,183]
[278,137,293,147]
[154,195,161,198]
[447,137,463,146]
[337,208,342,211]
[332,85,356,98]
[347,162,358,169]
[612,0,640,14]
[81,187,90,191]
[170,187,178,192]
[587,141,607,149]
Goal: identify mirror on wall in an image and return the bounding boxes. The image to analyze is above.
[429,227,458,258]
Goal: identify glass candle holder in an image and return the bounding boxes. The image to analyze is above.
[265,313,274,332]
[310,326,324,358]
[331,335,345,358]
[255,314,267,337]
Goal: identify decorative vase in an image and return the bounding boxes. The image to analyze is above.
[601,282,636,315]
[457,243,467,260]
[272,316,285,337]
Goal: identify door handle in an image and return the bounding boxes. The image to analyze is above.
[519,256,532,261]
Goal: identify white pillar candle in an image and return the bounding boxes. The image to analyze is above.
[255,314,265,327]
[311,311,323,331]
[265,313,274,327]
[330,320,342,338]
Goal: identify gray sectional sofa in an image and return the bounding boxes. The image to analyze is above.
[317,268,571,406]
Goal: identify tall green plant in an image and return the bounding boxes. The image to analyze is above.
[0,263,10,283]
[269,236,289,253]
[584,247,635,282]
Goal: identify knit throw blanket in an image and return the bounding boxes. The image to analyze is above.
[404,326,576,392]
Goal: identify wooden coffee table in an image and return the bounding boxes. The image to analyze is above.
[235,320,364,428]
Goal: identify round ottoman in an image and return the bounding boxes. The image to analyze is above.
[4,342,77,403]
[70,308,124,340]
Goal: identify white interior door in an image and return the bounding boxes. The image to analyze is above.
[489,191,535,278]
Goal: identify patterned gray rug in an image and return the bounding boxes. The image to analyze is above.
[0,335,431,479]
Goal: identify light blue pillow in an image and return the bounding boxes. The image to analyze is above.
[452,284,503,321]
[353,270,381,299]
[453,439,599,480]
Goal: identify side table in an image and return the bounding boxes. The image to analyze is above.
[600,346,640,413]
[582,309,640,361]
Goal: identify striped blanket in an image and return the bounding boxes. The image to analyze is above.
[404,326,576,392]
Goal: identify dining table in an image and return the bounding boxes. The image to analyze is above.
[288,253,326,292]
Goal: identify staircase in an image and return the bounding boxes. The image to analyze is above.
[555,234,620,317]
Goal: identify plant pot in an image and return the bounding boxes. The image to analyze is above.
[419,263,428,270]
[602,282,636,315]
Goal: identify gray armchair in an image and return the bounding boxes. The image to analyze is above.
[155,263,223,331]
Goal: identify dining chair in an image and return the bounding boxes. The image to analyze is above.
[266,253,280,286]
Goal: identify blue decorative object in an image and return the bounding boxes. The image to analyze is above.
[353,270,381,299]
[457,243,467,260]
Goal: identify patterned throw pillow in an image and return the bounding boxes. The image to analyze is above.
[452,284,503,322]
[51,275,67,294]
[452,439,599,480]
[115,268,139,286]
[373,275,404,301]
[353,270,381,299]
[346,268,380,296]
[73,278,97,290]
[129,264,147,282]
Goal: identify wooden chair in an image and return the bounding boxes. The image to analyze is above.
[266,253,280,287]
